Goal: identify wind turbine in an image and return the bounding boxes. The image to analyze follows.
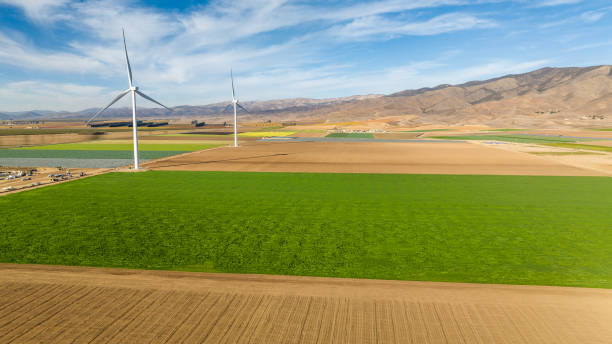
[86,29,171,170]
[229,69,248,147]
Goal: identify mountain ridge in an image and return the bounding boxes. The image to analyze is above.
[3,65,612,128]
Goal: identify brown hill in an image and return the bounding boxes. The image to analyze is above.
[313,65,612,128]
[7,65,612,128]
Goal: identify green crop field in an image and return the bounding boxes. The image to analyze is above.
[1,171,611,288]
[326,132,374,138]
[0,149,187,159]
[0,128,188,136]
[544,142,612,152]
[432,134,581,144]
[15,143,220,152]
[529,151,604,156]
[0,128,128,136]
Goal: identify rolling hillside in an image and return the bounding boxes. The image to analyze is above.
[4,65,612,128]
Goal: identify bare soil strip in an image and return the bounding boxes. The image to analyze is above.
[1,264,611,343]
[144,140,604,176]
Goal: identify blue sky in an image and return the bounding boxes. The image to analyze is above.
[0,0,611,112]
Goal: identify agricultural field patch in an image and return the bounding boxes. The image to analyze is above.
[480,128,526,132]
[1,171,611,288]
[432,134,581,144]
[0,149,187,159]
[2,139,222,168]
[544,142,612,152]
[0,128,126,136]
[402,129,450,132]
[155,133,234,137]
[529,151,604,156]
[15,142,221,151]
[238,131,296,137]
[325,132,374,138]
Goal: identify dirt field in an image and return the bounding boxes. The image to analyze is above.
[1,264,610,343]
[144,140,606,176]
[472,141,612,176]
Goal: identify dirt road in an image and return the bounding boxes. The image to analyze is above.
[144,140,605,176]
[1,264,611,343]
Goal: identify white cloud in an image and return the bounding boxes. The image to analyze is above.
[0,81,113,111]
[331,13,494,40]
[566,41,612,52]
[0,32,104,73]
[0,0,543,111]
[0,0,70,22]
[580,10,607,23]
[534,0,582,7]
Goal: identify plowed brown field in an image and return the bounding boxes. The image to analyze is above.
[144,140,605,176]
[1,264,611,343]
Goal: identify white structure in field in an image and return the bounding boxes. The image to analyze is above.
[87,29,171,169]
[228,69,248,147]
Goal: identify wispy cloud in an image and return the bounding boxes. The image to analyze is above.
[0,32,104,73]
[0,0,601,111]
[331,13,495,40]
[534,0,582,7]
[0,0,71,22]
[566,41,612,52]
[580,9,609,22]
[0,81,112,111]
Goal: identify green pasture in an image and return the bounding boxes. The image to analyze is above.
[0,149,187,159]
[544,142,612,152]
[529,151,604,156]
[0,128,126,136]
[0,128,187,136]
[15,143,221,152]
[326,132,374,138]
[1,171,611,288]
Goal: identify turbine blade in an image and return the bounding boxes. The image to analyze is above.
[86,89,130,124]
[236,102,249,113]
[230,68,235,100]
[135,90,171,110]
[123,28,133,87]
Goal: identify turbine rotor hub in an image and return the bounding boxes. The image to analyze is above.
[130,86,138,91]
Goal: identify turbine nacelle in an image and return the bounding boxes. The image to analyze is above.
[129,86,139,91]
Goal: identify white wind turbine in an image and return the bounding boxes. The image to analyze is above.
[86,29,171,170]
[228,69,248,147]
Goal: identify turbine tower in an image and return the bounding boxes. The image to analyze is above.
[87,29,171,170]
[229,69,248,147]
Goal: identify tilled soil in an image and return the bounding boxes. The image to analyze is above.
[1,264,611,343]
[143,140,605,176]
